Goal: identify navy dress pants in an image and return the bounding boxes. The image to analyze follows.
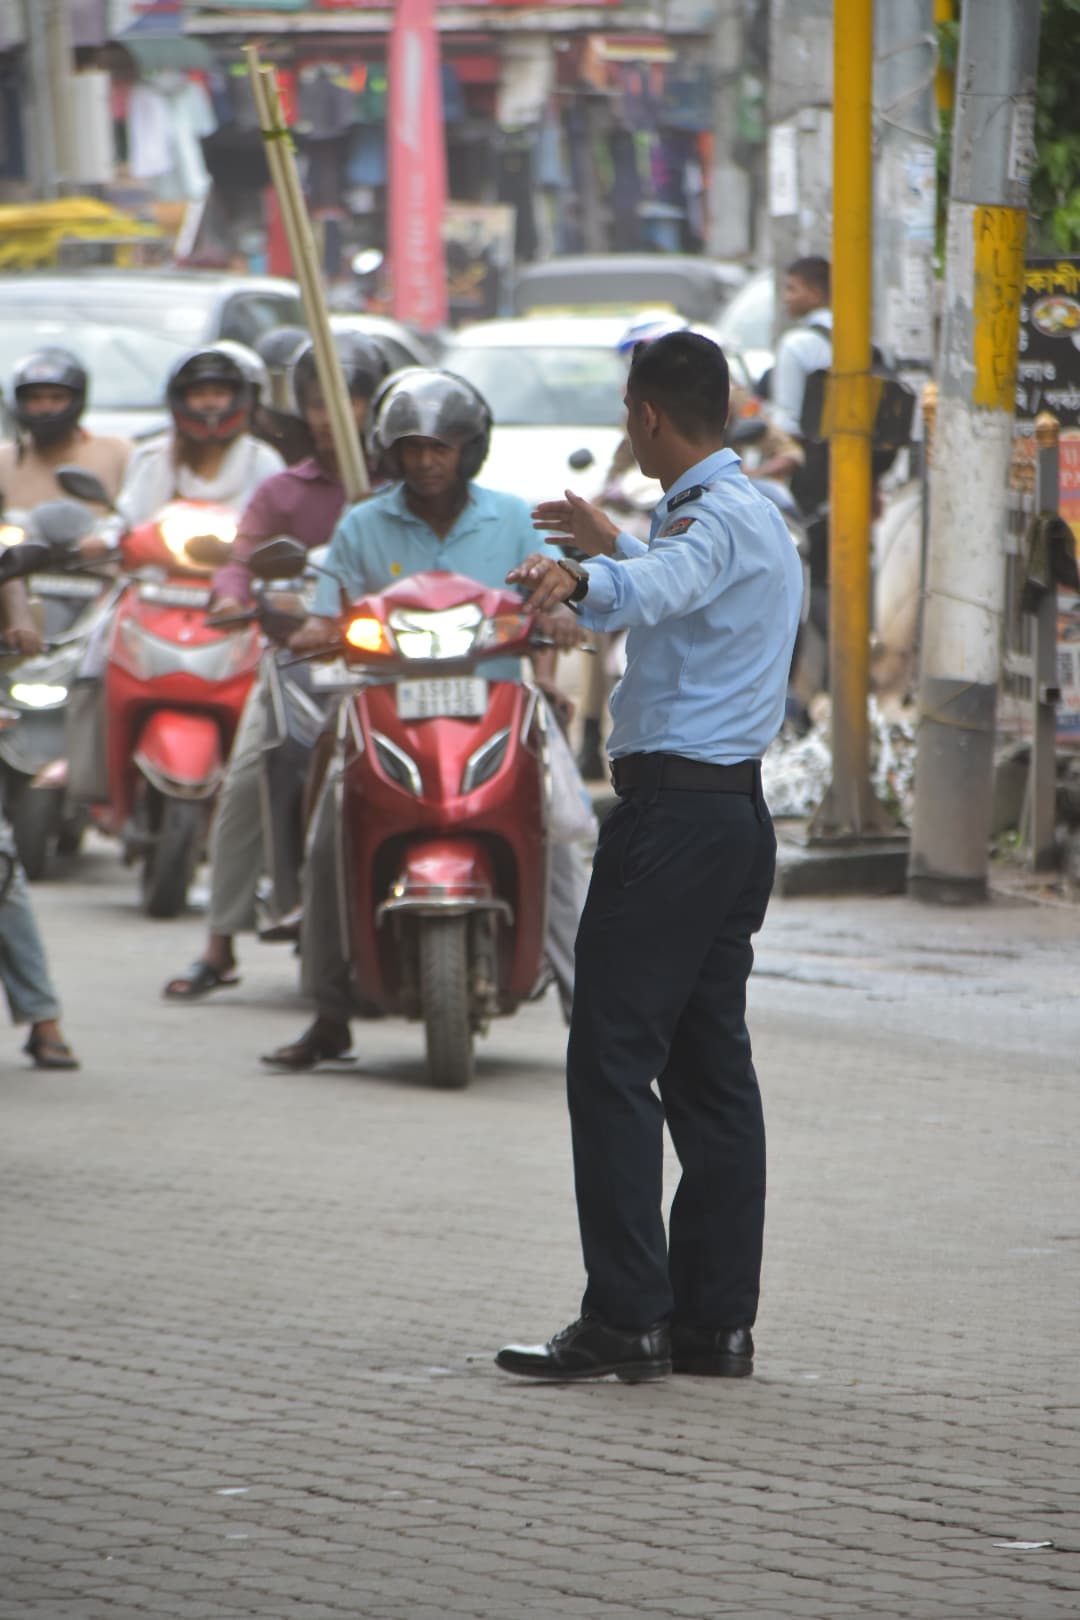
[567,770,776,1331]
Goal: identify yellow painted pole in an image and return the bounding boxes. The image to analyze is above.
[810,0,889,838]
[934,0,956,115]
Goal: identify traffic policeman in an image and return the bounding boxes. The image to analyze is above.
[496,331,803,1383]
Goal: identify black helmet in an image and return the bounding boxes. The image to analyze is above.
[293,331,391,412]
[254,325,309,416]
[166,345,252,445]
[11,348,87,446]
[370,368,492,481]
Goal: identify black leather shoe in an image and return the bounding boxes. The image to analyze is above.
[261,1017,352,1071]
[495,1315,671,1383]
[671,1324,754,1377]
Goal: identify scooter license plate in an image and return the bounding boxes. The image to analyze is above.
[396,676,488,721]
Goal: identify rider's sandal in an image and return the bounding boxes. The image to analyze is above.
[163,960,241,1001]
[24,1033,80,1071]
[261,1019,352,1071]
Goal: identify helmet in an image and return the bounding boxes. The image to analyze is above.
[213,340,269,410]
[11,348,88,446]
[293,331,391,411]
[166,345,252,444]
[254,325,309,416]
[369,368,491,481]
[615,311,689,355]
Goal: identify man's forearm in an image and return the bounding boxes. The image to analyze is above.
[0,579,34,630]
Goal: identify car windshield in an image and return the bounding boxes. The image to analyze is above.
[716,272,775,354]
[0,319,190,409]
[447,343,626,427]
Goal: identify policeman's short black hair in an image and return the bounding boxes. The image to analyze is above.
[626,331,730,441]
[786,255,831,300]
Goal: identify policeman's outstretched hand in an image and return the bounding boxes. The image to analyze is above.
[288,615,341,658]
[506,554,578,612]
[531,489,619,557]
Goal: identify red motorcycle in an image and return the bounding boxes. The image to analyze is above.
[262,544,552,1089]
[81,497,260,916]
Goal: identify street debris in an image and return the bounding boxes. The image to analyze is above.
[991,1540,1054,1550]
[763,697,917,822]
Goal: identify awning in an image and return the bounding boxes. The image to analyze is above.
[114,0,215,72]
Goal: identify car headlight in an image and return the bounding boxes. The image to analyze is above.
[388,604,482,661]
[8,682,68,709]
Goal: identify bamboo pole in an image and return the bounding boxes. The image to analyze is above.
[244,45,369,502]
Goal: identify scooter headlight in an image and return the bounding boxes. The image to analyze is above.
[387,604,482,661]
[158,505,237,570]
[8,682,68,709]
[0,524,25,549]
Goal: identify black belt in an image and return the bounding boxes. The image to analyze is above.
[611,752,759,796]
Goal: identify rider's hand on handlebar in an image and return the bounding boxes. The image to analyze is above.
[535,607,585,651]
[4,624,43,658]
[77,534,113,564]
[288,615,341,657]
[531,490,619,558]
[206,595,246,626]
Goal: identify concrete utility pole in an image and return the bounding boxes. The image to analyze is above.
[20,0,76,198]
[873,0,937,373]
[765,0,832,340]
[708,0,752,260]
[909,0,1041,904]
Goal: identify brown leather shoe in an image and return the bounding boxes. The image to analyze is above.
[261,1018,351,1071]
[671,1324,754,1377]
[495,1315,671,1383]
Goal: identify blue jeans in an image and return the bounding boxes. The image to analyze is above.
[0,822,61,1024]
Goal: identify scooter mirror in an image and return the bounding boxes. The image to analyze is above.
[728,416,769,448]
[568,448,595,471]
[185,534,233,569]
[56,466,112,508]
[247,536,308,581]
[28,498,96,548]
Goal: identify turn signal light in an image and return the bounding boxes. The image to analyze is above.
[345,616,390,654]
[480,614,528,647]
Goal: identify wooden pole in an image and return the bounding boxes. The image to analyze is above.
[244,45,369,502]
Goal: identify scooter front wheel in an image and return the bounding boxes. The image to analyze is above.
[419,916,473,1090]
[142,795,200,919]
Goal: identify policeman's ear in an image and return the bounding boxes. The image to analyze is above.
[639,399,662,439]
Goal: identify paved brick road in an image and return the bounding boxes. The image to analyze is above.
[2,850,1078,1618]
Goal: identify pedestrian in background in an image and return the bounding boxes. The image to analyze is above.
[496,332,802,1383]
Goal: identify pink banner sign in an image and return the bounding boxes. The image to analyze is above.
[388,0,448,331]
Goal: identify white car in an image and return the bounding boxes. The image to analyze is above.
[443,317,633,508]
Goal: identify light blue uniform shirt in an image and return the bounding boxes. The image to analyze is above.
[578,448,803,764]
[314,481,557,681]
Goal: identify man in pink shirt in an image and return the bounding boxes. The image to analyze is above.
[163,333,390,1000]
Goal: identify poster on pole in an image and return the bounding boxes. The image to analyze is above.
[1016,257,1080,534]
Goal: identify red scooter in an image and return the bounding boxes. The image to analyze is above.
[259,543,551,1088]
[57,470,261,916]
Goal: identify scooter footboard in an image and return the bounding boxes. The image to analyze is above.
[134,710,224,800]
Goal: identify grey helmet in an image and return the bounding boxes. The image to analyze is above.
[213,340,269,411]
[292,331,391,411]
[254,325,310,417]
[369,369,492,481]
[11,347,88,446]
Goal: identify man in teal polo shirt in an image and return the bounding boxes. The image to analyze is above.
[264,368,585,1069]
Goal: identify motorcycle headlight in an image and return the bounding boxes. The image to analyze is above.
[387,604,482,661]
[0,524,25,549]
[8,682,68,709]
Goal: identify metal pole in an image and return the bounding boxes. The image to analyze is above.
[1029,412,1060,871]
[21,0,59,198]
[808,0,891,839]
[908,0,1041,903]
[244,47,370,503]
[708,0,751,260]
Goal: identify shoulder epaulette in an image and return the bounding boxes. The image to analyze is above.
[668,484,705,512]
